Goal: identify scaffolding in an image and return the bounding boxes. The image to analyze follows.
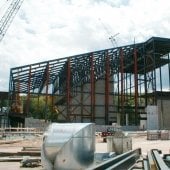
[8,37,170,126]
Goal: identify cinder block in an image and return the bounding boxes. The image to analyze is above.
[160,130,169,140]
[147,130,159,140]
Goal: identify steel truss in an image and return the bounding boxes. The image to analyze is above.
[9,37,170,125]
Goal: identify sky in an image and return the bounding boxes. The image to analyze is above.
[0,0,170,91]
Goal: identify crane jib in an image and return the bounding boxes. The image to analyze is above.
[0,0,24,42]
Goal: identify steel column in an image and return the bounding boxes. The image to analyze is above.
[152,41,157,105]
[159,65,164,129]
[16,72,21,113]
[26,66,31,115]
[134,48,138,124]
[66,58,71,121]
[51,93,54,121]
[45,63,49,120]
[90,54,95,122]
[168,53,170,90]
[120,48,124,125]
[143,45,148,107]
[37,94,40,113]
[80,84,83,122]
[105,51,110,125]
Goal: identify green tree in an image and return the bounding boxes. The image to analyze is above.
[23,95,58,121]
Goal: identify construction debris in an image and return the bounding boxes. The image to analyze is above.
[147,130,170,140]
[20,156,41,168]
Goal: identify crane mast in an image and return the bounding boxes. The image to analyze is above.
[0,0,24,42]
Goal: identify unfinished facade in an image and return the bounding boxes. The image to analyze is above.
[8,37,170,128]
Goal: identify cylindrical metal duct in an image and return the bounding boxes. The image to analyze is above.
[41,123,95,170]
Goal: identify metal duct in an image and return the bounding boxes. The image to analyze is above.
[41,123,95,170]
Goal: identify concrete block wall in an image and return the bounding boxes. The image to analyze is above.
[56,80,117,125]
[146,105,159,130]
[107,136,132,154]
[157,99,170,129]
[25,117,50,131]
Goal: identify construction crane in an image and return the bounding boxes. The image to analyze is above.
[108,33,120,47]
[99,18,119,47]
[0,0,24,115]
[0,0,24,42]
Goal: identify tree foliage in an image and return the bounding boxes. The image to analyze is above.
[23,95,58,121]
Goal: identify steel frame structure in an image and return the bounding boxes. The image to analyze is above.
[8,37,170,125]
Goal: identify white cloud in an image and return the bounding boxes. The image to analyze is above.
[0,0,170,91]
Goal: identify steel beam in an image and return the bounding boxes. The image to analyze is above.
[87,148,141,170]
[152,149,169,170]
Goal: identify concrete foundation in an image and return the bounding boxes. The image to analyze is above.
[107,136,132,155]
[25,117,50,131]
[146,105,159,130]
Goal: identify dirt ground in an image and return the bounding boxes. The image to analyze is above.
[132,134,170,156]
[96,133,170,155]
[0,132,170,169]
